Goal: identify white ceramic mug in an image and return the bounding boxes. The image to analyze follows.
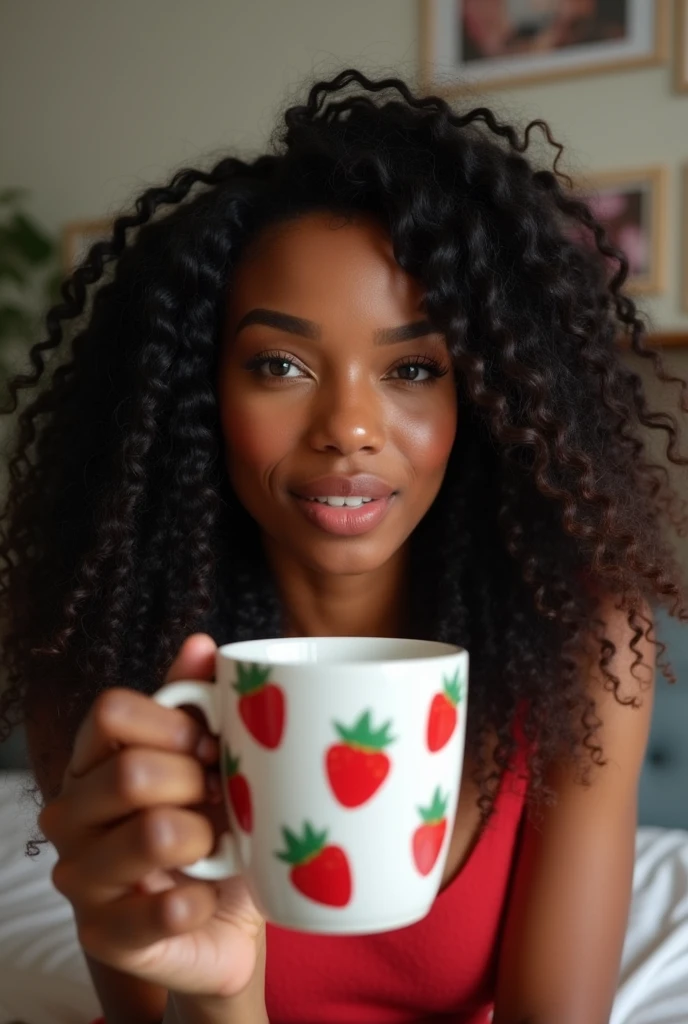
[153,636,468,935]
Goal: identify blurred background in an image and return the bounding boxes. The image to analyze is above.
[1,0,688,827]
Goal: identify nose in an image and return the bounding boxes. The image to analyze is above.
[307,376,385,456]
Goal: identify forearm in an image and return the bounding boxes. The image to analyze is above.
[87,953,268,1024]
[86,955,167,1024]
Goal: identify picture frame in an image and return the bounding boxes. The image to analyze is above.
[419,0,669,95]
[683,165,688,313]
[580,166,667,296]
[61,217,112,272]
[677,0,688,92]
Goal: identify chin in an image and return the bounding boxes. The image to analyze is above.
[294,536,402,578]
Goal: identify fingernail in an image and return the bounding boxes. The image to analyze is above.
[196,734,219,763]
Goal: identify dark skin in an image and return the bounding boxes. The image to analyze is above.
[31,212,653,1024]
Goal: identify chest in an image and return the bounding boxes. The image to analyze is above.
[440,750,496,890]
[265,748,525,1024]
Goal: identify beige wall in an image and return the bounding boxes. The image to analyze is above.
[1,0,687,328]
[1,0,687,550]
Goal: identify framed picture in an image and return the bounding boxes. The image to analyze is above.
[683,166,688,313]
[677,0,688,92]
[61,217,112,272]
[578,167,667,296]
[419,0,669,94]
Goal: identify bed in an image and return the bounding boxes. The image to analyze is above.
[0,774,686,1024]
[1,613,688,1023]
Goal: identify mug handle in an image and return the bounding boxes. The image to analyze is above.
[153,680,241,882]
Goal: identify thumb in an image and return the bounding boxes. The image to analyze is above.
[165,632,218,685]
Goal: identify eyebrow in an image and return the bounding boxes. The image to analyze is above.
[234,308,438,345]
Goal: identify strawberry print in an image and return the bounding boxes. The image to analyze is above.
[412,787,448,876]
[233,661,286,749]
[426,671,463,752]
[223,747,253,834]
[276,821,353,908]
[326,710,395,808]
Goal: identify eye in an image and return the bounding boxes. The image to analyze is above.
[263,358,300,378]
[388,356,449,384]
[245,351,309,379]
[394,364,433,382]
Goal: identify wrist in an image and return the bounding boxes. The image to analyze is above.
[166,991,268,1024]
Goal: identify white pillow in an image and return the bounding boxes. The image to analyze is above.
[0,771,100,1024]
[2,771,688,1024]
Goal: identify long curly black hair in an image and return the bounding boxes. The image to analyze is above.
[1,69,687,820]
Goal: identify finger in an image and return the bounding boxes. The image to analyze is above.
[164,632,217,685]
[43,748,208,844]
[77,880,217,958]
[68,683,217,781]
[52,806,215,904]
[162,633,221,760]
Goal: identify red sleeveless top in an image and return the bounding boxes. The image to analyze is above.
[265,745,529,1024]
[88,749,527,1024]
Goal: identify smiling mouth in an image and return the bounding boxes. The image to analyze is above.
[292,493,396,536]
[303,495,376,508]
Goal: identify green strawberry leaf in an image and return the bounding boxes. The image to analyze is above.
[442,671,462,707]
[223,747,240,778]
[418,786,449,824]
[275,821,328,865]
[233,661,273,696]
[333,709,395,751]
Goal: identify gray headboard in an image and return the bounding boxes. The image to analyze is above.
[638,609,688,831]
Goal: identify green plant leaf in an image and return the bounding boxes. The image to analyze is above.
[0,258,27,288]
[3,212,54,265]
[0,188,27,206]
[0,304,35,340]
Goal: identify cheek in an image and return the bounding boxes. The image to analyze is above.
[394,394,457,475]
[221,397,294,475]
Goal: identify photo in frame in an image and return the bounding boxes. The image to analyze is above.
[683,165,688,313]
[61,218,112,272]
[578,167,667,296]
[419,0,669,94]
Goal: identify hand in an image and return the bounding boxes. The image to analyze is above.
[39,633,266,999]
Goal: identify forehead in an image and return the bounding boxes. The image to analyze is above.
[227,211,426,323]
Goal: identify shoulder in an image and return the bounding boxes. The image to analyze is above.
[492,594,655,1022]
[579,590,655,775]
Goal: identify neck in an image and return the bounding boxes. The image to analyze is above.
[264,543,411,639]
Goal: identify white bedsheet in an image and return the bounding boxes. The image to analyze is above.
[1,771,687,1024]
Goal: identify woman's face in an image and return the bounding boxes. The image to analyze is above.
[219,211,457,578]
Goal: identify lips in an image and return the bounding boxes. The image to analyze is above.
[290,475,398,537]
[293,475,395,500]
[294,494,395,537]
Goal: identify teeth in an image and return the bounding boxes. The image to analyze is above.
[311,496,374,507]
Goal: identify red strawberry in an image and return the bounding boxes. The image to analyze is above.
[224,748,252,833]
[426,671,463,752]
[276,822,352,908]
[412,788,448,876]
[326,710,395,808]
[233,662,285,749]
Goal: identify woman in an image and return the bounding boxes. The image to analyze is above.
[0,69,685,1024]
